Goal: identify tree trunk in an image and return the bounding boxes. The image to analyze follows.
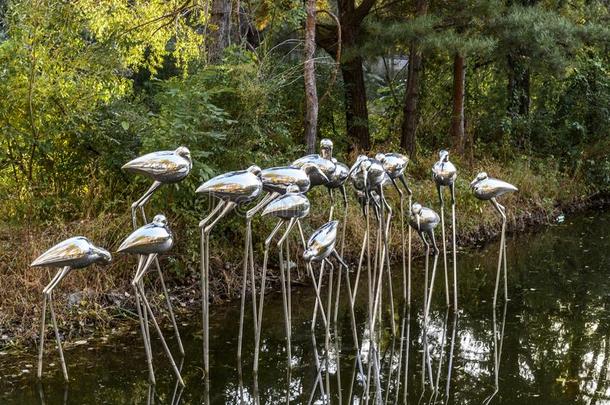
[507,53,530,117]
[341,55,371,151]
[451,52,465,154]
[315,0,376,152]
[400,46,422,156]
[208,0,232,63]
[303,0,318,154]
[400,0,428,157]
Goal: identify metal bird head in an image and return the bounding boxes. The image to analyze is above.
[152,214,168,227]
[439,149,449,163]
[411,202,423,229]
[247,165,262,177]
[470,171,488,188]
[320,138,333,160]
[91,245,112,265]
[175,146,191,159]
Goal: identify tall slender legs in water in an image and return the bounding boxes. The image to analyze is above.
[470,172,517,304]
[432,150,458,311]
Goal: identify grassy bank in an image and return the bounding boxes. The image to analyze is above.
[0,154,598,348]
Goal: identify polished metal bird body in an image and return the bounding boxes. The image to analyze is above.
[122,147,192,184]
[196,165,262,203]
[260,166,311,194]
[32,236,111,382]
[262,186,310,219]
[409,203,440,233]
[118,215,174,255]
[470,172,518,201]
[328,158,349,189]
[31,237,111,269]
[292,154,335,187]
[432,150,457,187]
[303,221,339,262]
[376,152,408,180]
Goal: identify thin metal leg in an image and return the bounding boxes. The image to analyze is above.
[38,266,68,378]
[439,188,450,307]
[237,220,252,361]
[407,194,412,307]
[491,198,507,307]
[253,219,284,373]
[137,282,185,386]
[400,196,407,303]
[154,257,184,355]
[451,183,458,311]
[425,250,440,320]
[131,181,161,229]
[48,292,68,382]
[134,283,156,384]
[37,293,48,379]
[278,242,292,371]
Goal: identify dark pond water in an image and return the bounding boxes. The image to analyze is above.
[2,211,610,404]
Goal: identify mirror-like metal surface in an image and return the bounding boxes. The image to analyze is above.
[409,203,440,232]
[303,221,339,262]
[31,237,111,269]
[375,152,409,179]
[432,149,457,186]
[117,215,174,255]
[470,172,519,200]
[260,166,311,194]
[261,191,310,219]
[327,159,349,189]
[122,147,192,183]
[196,166,262,203]
[292,154,335,187]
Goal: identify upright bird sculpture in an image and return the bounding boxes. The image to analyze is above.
[470,172,518,305]
[432,149,458,310]
[117,214,184,386]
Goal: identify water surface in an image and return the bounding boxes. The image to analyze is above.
[1,211,609,404]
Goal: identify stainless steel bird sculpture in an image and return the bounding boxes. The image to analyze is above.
[432,149,458,311]
[376,152,414,306]
[117,214,184,386]
[470,172,518,305]
[409,203,440,321]
[32,237,111,382]
[254,184,311,374]
[196,165,263,377]
[122,147,191,367]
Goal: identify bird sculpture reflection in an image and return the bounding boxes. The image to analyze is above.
[32,237,111,382]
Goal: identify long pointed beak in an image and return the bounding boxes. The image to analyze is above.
[416,214,421,230]
[363,170,368,191]
[469,179,477,188]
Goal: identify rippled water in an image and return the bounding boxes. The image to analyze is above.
[1,211,610,404]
